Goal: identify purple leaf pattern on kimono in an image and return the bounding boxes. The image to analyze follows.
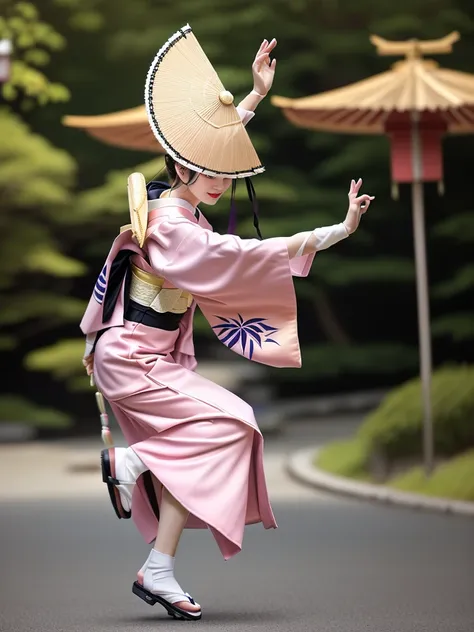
[212,314,280,360]
[93,264,107,304]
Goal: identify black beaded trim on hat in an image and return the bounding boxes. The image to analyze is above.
[144,24,265,179]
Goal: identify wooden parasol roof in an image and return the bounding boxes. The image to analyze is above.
[62,105,165,152]
[271,32,474,134]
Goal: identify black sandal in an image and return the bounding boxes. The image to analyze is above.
[100,448,131,520]
[132,581,202,621]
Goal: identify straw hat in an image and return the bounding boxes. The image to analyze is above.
[145,24,264,178]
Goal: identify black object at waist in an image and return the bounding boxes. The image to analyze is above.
[124,299,185,330]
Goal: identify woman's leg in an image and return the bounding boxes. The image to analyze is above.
[141,485,201,613]
[154,486,189,556]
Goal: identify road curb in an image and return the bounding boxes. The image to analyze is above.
[287,446,474,518]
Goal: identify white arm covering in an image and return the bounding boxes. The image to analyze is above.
[295,223,349,258]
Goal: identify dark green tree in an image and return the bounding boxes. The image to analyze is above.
[0,1,102,423]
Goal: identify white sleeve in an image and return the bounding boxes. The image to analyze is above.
[236,106,255,127]
[312,223,349,251]
[296,223,349,258]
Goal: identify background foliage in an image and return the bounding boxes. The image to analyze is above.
[1,0,473,426]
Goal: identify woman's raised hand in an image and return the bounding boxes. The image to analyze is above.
[252,38,277,97]
[343,178,374,235]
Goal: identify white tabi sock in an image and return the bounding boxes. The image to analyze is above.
[137,548,154,580]
[142,549,193,606]
[114,446,148,512]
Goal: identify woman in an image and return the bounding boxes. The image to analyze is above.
[80,25,374,621]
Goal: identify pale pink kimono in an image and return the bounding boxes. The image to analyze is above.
[80,111,315,561]
[80,202,314,560]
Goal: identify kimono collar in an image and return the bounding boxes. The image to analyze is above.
[148,197,212,230]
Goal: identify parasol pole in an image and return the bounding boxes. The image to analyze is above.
[410,110,434,476]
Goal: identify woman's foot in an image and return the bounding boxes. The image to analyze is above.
[101,447,147,519]
[136,549,201,619]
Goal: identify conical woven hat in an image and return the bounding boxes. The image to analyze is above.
[145,24,264,178]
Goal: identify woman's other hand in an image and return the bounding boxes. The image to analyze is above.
[343,178,374,235]
[252,38,277,97]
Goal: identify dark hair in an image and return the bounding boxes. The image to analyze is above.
[156,156,263,240]
[164,155,199,188]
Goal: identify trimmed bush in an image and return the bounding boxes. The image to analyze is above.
[315,438,370,480]
[357,365,474,461]
[388,449,474,501]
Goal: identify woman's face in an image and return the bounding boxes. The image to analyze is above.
[176,165,232,206]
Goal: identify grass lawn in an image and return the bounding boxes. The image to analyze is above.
[315,440,474,502]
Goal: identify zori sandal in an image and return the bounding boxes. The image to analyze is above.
[132,581,202,621]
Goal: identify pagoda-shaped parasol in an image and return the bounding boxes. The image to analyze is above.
[272,31,474,475]
[63,105,164,153]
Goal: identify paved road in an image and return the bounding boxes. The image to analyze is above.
[1,417,473,632]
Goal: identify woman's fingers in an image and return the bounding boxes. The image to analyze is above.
[351,193,374,204]
[349,178,363,196]
[354,195,374,212]
[254,44,266,64]
[253,52,270,69]
[264,38,277,53]
[254,38,277,65]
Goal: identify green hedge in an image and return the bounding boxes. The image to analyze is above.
[387,449,474,501]
[315,438,370,480]
[357,365,474,461]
